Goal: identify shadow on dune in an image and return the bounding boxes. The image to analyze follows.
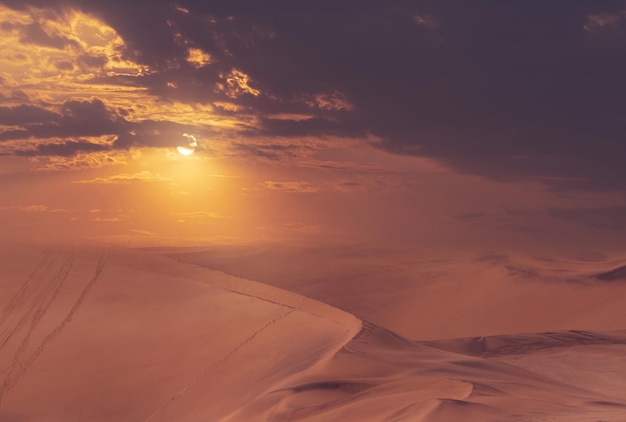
[421,329,626,357]
[227,320,626,421]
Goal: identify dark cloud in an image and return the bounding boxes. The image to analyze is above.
[25,98,127,139]
[0,100,126,147]
[112,120,191,149]
[77,54,108,69]
[0,105,59,125]
[258,117,363,138]
[53,60,74,71]
[550,206,626,231]
[92,1,186,68]
[178,1,626,190]
[1,0,626,190]
[0,129,29,141]
[595,265,626,282]
[230,143,301,161]
[10,139,111,157]
[0,89,30,103]
[0,97,192,153]
[19,21,80,49]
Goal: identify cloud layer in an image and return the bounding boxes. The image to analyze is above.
[1,1,625,190]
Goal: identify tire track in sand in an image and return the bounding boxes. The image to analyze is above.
[0,253,75,375]
[0,251,52,325]
[0,253,58,349]
[0,253,107,407]
[144,308,295,422]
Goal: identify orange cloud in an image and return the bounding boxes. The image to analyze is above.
[0,204,66,212]
[75,170,171,184]
[0,5,148,95]
[217,69,261,98]
[33,150,140,170]
[304,91,353,111]
[186,47,212,68]
[262,181,319,193]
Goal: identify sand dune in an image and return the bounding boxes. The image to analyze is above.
[0,244,358,421]
[165,245,626,340]
[229,322,626,421]
[1,244,626,421]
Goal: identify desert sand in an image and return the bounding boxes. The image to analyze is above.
[1,243,626,421]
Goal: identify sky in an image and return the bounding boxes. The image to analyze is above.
[0,0,625,255]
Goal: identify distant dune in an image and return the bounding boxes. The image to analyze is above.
[165,245,626,340]
[1,244,626,421]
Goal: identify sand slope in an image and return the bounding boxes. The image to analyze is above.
[2,244,626,421]
[229,322,626,421]
[0,244,359,421]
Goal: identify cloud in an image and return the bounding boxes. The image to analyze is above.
[33,98,126,139]
[10,139,112,157]
[265,113,315,122]
[0,105,59,125]
[1,1,626,191]
[19,21,79,49]
[334,180,365,192]
[261,181,318,193]
[229,142,302,161]
[257,117,359,138]
[550,206,626,231]
[595,265,626,282]
[186,47,212,68]
[216,69,261,98]
[0,96,194,157]
[584,13,624,32]
[0,89,30,104]
[173,211,228,221]
[75,170,171,184]
[0,98,127,142]
[412,14,438,29]
[0,204,66,212]
[76,53,108,69]
[303,91,353,112]
[91,216,124,222]
[35,150,138,170]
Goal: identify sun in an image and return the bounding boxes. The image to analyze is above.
[177,133,198,156]
[177,146,194,156]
